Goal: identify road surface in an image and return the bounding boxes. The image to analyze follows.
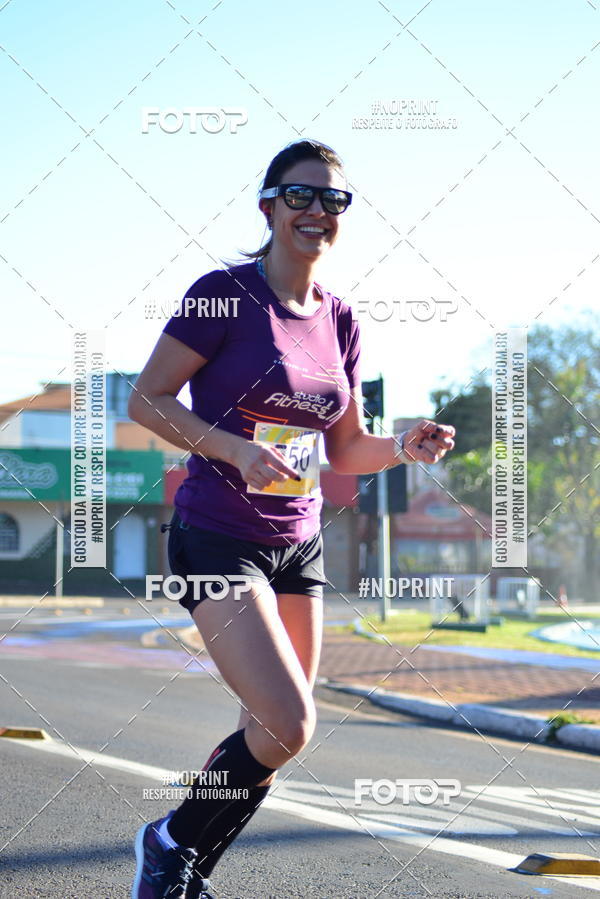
[1,602,600,898]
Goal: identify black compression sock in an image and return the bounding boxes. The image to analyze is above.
[167,729,275,848]
[193,783,271,877]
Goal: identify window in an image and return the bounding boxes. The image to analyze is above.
[106,372,135,419]
[0,513,19,552]
[396,538,471,572]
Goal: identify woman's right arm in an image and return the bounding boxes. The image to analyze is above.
[128,333,299,490]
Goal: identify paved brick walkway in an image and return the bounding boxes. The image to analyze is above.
[319,631,600,723]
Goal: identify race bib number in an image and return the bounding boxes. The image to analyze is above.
[247,422,320,498]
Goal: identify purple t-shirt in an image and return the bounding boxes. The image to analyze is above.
[163,261,361,545]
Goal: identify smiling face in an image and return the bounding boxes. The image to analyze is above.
[259,158,348,262]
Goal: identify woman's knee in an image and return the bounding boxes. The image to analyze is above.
[252,693,317,761]
[280,697,317,755]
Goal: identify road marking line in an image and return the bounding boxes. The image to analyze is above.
[546,788,600,808]
[264,796,600,891]
[4,737,600,892]
[465,786,600,828]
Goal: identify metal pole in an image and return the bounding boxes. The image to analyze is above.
[377,418,390,622]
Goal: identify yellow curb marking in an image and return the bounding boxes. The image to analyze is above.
[0,726,49,740]
[514,852,600,876]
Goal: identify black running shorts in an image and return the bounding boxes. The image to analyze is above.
[167,512,326,615]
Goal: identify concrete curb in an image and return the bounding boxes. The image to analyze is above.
[168,624,204,653]
[454,704,550,741]
[323,681,600,753]
[351,617,389,643]
[140,624,204,652]
[555,723,600,752]
[348,617,600,751]
[178,622,600,752]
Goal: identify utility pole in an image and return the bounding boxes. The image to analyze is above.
[55,509,64,599]
[361,376,390,622]
[377,417,391,622]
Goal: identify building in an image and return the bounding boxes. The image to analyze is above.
[2,385,508,597]
[0,377,167,595]
[391,486,492,574]
[0,444,165,596]
[0,378,362,595]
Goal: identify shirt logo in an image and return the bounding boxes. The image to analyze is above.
[264,390,339,421]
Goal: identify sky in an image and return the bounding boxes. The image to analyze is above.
[1,0,598,427]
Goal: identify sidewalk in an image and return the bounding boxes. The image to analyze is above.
[318,629,600,725]
[176,618,600,748]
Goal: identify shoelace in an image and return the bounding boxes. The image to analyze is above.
[181,853,198,885]
[187,874,215,899]
[158,846,197,897]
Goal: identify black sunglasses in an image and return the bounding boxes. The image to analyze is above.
[260,183,352,215]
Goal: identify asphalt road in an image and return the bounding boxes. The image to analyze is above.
[1,604,600,898]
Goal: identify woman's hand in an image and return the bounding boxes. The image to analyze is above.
[232,440,301,491]
[402,420,456,464]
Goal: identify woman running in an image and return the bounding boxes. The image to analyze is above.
[129,138,455,899]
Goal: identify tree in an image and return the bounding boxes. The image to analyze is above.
[430,379,491,455]
[431,314,600,600]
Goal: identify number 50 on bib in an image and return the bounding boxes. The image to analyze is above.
[247,422,320,498]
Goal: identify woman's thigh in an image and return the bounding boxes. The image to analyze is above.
[234,592,323,780]
[191,583,316,766]
[235,593,323,729]
[275,592,323,687]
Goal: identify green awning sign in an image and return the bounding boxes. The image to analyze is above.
[0,448,164,504]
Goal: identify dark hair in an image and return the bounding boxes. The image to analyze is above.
[239,139,346,261]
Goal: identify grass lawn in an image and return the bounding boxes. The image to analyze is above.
[339,609,600,660]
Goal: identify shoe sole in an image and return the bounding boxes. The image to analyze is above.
[131,822,149,898]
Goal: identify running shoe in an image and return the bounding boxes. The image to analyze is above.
[132,810,199,898]
[185,872,216,899]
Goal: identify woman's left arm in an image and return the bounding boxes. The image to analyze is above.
[323,387,456,475]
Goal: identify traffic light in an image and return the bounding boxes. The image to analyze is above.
[388,464,407,513]
[361,377,384,434]
[357,465,407,514]
[357,474,377,513]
